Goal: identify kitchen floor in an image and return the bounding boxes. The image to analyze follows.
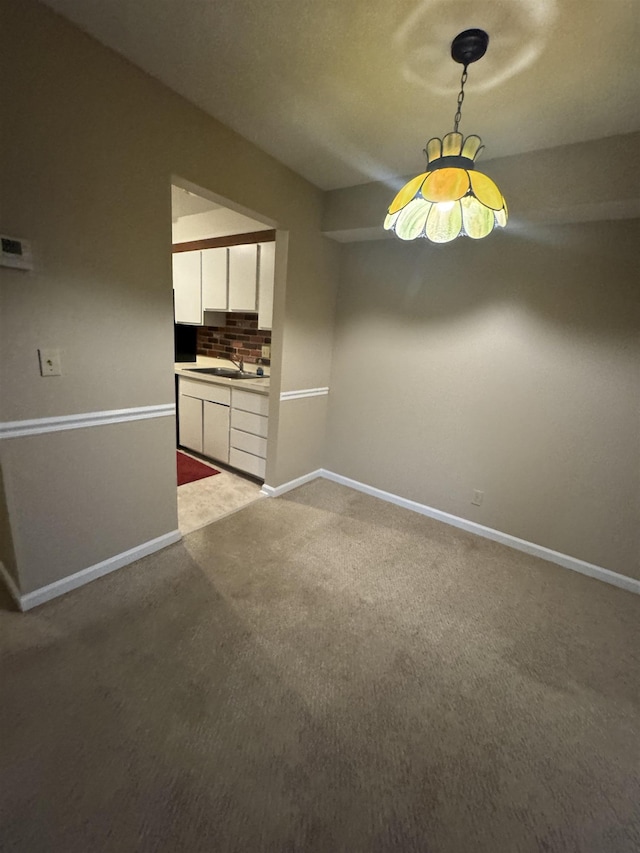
[177,453,264,535]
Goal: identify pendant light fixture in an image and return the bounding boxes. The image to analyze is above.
[384,29,507,243]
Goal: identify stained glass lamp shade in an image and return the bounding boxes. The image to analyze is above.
[384,28,507,244]
[383,131,508,243]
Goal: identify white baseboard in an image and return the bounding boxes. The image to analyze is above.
[9,530,182,612]
[264,468,640,596]
[261,469,323,498]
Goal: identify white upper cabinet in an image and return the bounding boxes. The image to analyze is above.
[172,251,202,325]
[201,247,228,311]
[228,244,258,312]
[174,238,274,323]
[258,242,275,330]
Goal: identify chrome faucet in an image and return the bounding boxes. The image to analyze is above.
[228,353,244,372]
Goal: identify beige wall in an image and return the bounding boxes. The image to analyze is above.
[3,419,179,594]
[267,397,329,486]
[0,465,19,587]
[325,220,640,579]
[0,0,338,597]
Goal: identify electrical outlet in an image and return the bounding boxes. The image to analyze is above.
[261,344,271,359]
[38,348,62,376]
[471,489,484,506]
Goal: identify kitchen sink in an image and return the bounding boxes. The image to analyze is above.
[184,367,268,379]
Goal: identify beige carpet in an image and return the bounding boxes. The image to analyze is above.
[1,479,639,852]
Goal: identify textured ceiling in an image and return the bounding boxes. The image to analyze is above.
[41,0,640,190]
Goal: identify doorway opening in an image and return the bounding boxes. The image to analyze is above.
[170,177,281,534]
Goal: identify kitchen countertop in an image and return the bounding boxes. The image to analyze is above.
[175,356,270,395]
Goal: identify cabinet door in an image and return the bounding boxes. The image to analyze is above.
[201,247,228,311]
[257,242,275,330]
[173,251,202,324]
[178,395,203,453]
[228,244,257,311]
[203,401,230,464]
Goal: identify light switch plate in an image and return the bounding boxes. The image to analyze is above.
[471,489,484,506]
[38,348,62,376]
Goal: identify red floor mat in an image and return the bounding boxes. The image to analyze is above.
[177,451,220,486]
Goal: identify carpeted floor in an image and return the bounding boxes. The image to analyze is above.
[1,479,638,852]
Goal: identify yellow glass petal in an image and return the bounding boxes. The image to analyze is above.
[495,207,507,228]
[388,172,428,215]
[461,196,494,239]
[443,132,463,157]
[426,137,442,164]
[384,210,400,231]
[421,168,469,203]
[425,201,462,243]
[469,171,505,211]
[461,135,484,161]
[394,198,432,241]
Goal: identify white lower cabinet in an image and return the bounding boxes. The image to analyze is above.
[229,447,266,479]
[178,393,204,454]
[229,428,267,458]
[178,377,231,464]
[229,389,268,479]
[230,408,268,438]
[203,401,230,463]
[178,377,269,479]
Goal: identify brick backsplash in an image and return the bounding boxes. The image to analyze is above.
[196,313,271,365]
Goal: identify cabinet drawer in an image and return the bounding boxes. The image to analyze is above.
[229,447,266,480]
[179,377,231,405]
[232,389,269,416]
[230,408,268,438]
[230,428,267,459]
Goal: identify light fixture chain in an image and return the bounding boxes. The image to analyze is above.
[453,65,468,133]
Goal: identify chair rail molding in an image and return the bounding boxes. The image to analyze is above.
[0,404,175,439]
[279,388,329,401]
